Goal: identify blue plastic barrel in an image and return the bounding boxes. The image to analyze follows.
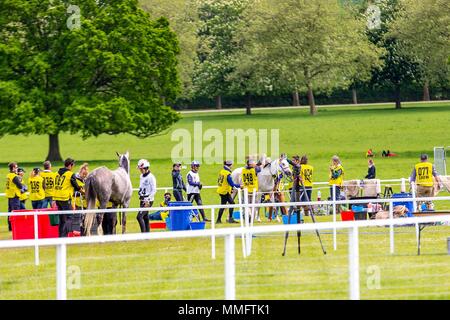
[392,193,414,217]
[168,201,193,231]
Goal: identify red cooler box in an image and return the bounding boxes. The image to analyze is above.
[9,208,59,240]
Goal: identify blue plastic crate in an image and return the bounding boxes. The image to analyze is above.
[392,193,414,217]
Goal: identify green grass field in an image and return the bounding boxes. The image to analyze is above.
[0,101,449,299]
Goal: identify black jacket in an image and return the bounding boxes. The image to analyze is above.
[365,166,376,179]
[172,170,186,191]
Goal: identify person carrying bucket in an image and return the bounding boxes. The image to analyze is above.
[216,160,241,224]
[329,155,345,212]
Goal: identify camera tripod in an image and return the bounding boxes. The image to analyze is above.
[282,180,327,256]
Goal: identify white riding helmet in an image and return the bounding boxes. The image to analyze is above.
[191,160,200,167]
[137,159,150,169]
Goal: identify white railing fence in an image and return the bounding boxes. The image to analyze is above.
[0,194,449,300]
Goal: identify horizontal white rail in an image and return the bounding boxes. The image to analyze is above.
[0,195,448,217]
[0,215,448,249]
[0,178,410,197]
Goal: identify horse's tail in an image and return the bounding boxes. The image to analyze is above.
[83,176,97,236]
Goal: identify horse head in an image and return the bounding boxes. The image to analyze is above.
[116,151,130,175]
[268,157,291,178]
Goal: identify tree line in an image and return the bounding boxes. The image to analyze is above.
[143,0,449,113]
[0,0,448,161]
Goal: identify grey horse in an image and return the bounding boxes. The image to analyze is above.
[83,152,133,236]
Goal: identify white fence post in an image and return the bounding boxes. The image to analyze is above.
[411,182,417,212]
[225,234,236,300]
[33,211,40,266]
[333,184,337,251]
[348,226,360,300]
[401,178,406,193]
[56,243,67,300]
[389,201,394,254]
[238,189,247,258]
[211,208,216,260]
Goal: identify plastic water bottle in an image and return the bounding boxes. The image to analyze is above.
[421,203,427,212]
[317,190,321,201]
[367,202,373,213]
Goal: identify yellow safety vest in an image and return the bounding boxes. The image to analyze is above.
[160,201,169,221]
[40,171,57,198]
[74,179,87,208]
[242,167,258,193]
[329,165,345,186]
[19,176,28,201]
[53,171,75,201]
[5,172,21,198]
[217,169,232,195]
[29,176,45,201]
[415,162,434,187]
[300,164,314,187]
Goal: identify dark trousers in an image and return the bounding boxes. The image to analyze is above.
[7,197,20,231]
[19,201,26,210]
[42,197,53,208]
[137,200,152,233]
[330,186,341,201]
[173,189,184,201]
[217,193,234,222]
[56,200,72,237]
[187,193,207,221]
[102,212,117,235]
[32,200,45,210]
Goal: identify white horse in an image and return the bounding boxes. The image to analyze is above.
[84,152,133,236]
[231,156,292,220]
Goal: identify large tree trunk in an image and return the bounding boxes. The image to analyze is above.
[307,84,317,115]
[215,95,222,109]
[423,81,430,101]
[395,85,402,109]
[246,93,252,115]
[352,88,358,105]
[292,90,300,106]
[46,134,63,162]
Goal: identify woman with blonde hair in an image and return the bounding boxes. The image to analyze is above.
[329,155,345,205]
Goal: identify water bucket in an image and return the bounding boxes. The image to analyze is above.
[233,211,240,220]
[282,213,303,224]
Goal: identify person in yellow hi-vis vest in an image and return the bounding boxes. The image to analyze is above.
[5,163,27,231]
[149,192,172,222]
[29,168,46,209]
[299,155,314,216]
[329,155,345,208]
[410,154,441,210]
[41,161,57,208]
[17,168,28,210]
[216,160,241,224]
[53,158,82,237]
[241,158,261,221]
